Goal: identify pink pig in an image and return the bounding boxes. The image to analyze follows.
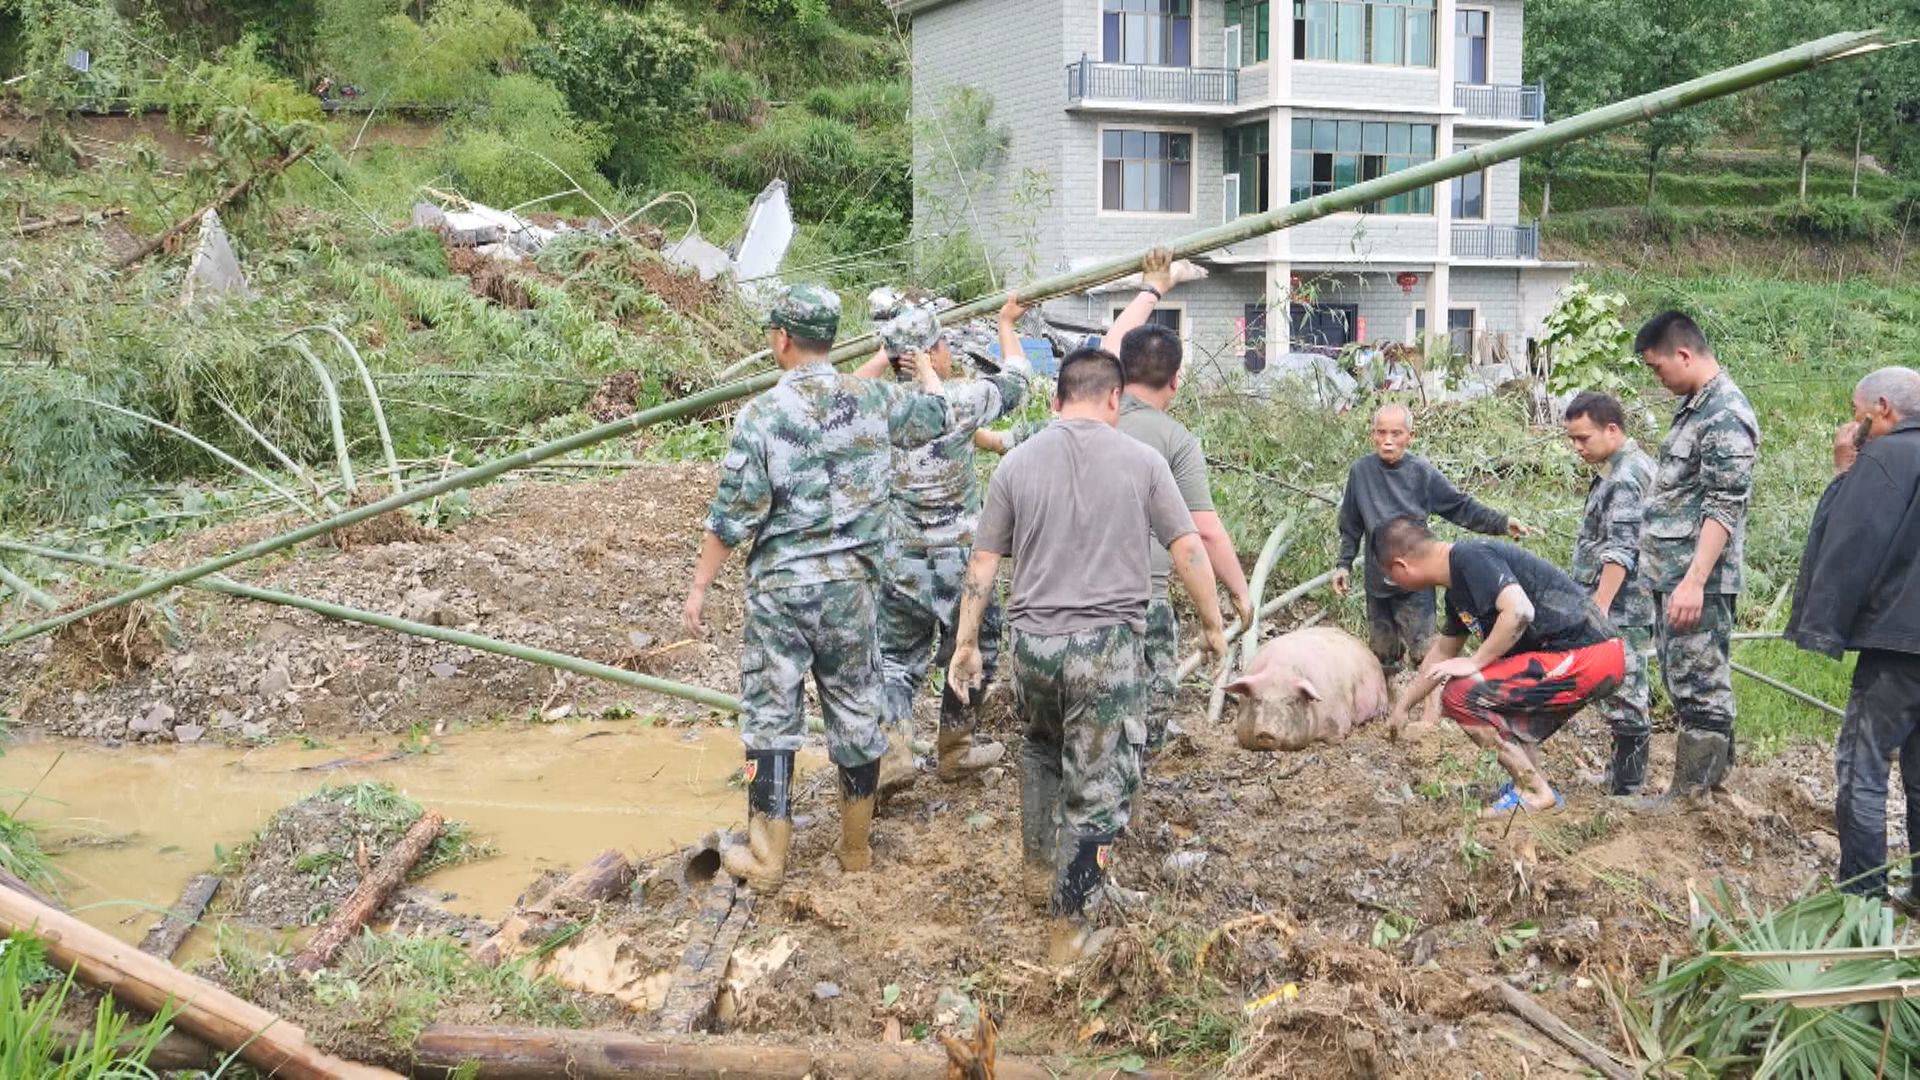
[1225,627,1390,751]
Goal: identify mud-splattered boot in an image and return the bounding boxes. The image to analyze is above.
[1639,729,1733,813]
[878,719,919,797]
[1047,831,1116,968]
[1607,733,1650,797]
[936,688,1004,782]
[721,749,794,892]
[1019,757,1062,909]
[837,760,880,872]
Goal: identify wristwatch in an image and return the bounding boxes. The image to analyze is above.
[1141,285,1163,300]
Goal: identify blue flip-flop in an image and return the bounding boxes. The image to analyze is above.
[1486,785,1563,813]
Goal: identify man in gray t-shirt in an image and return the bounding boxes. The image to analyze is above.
[1105,248,1252,751]
[949,344,1226,969]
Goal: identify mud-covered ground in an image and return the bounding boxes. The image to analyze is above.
[5,465,1855,1075]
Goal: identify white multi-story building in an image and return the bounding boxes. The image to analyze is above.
[898,0,1577,376]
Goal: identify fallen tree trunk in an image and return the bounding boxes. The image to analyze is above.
[138,872,219,960]
[112,144,313,269]
[0,876,399,1079]
[292,811,443,974]
[476,849,634,967]
[411,1025,1158,1080]
[654,879,753,1034]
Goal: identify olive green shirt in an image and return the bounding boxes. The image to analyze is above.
[1117,394,1213,598]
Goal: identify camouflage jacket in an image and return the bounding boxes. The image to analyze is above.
[889,354,1031,551]
[706,361,950,589]
[1641,372,1760,595]
[1573,440,1655,627]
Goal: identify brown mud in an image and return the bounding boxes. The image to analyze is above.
[0,465,1856,1074]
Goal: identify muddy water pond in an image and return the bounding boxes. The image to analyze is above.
[0,722,745,951]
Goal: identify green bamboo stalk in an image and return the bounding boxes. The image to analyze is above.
[284,337,356,495]
[1242,515,1297,669]
[0,539,741,714]
[0,559,58,612]
[74,397,318,518]
[0,29,1885,652]
[1179,571,1336,683]
[290,325,402,493]
[209,394,338,509]
[1731,660,1844,719]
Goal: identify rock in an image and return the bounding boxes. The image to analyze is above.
[146,702,175,725]
[212,709,239,729]
[812,981,842,1001]
[429,662,460,679]
[1164,850,1209,876]
[240,720,270,741]
[257,665,292,699]
[173,724,205,744]
[1809,830,1842,862]
[128,713,163,735]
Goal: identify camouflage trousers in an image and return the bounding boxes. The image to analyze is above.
[878,545,1004,733]
[739,579,889,768]
[1598,624,1656,739]
[1367,588,1436,674]
[1012,623,1146,840]
[1654,592,1736,736]
[1142,596,1179,750]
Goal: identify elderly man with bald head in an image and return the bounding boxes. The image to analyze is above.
[1787,366,1920,905]
[1334,403,1532,679]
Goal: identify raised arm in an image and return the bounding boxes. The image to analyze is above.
[1102,247,1177,350]
[1789,460,1897,657]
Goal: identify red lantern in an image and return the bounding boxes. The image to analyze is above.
[1395,271,1420,294]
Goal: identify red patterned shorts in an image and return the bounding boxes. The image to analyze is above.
[1441,637,1626,745]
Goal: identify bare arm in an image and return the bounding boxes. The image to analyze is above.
[1592,562,1628,617]
[1169,533,1228,659]
[682,531,735,637]
[853,347,891,380]
[1102,247,1175,347]
[1466,584,1534,668]
[973,428,1010,454]
[946,550,1004,703]
[1391,635,1467,724]
[1191,510,1251,623]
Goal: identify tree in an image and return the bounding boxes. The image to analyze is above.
[523,3,714,126]
[1616,0,1743,207]
[1524,0,1634,219]
[1759,0,1858,201]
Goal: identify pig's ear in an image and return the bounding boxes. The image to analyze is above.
[1224,669,1272,698]
[1294,677,1323,703]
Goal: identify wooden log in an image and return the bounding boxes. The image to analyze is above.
[654,879,754,1034]
[138,872,219,960]
[112,144,312,270]
[475,849,634,966]
[15,207,127,236]
[411,1024,1158,1080]
[1482,980,1633,1080]
[49,1016,219,1072]
[0,875,398,1079]
[291,811,443,974]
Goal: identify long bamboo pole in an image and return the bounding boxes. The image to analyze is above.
[0,540,742,714]
[0,29,1886,652]
[1242,516,1296,669]
[0,559,58,612]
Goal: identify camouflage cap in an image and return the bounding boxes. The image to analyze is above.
[766,283,841,343]
[880,303,941,358]
[943,323,998,369]
[867,286,907,323]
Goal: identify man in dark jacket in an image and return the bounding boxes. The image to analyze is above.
[1786,367,1920,901]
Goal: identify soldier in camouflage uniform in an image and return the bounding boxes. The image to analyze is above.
[1564,391,1658,795]
[1633,311,1760,799]
[682,283,950,892]
[947,344,1226,967]
[855,298,1032,787]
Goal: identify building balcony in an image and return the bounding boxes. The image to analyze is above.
[1066,58,1239,112]
[1454,83,1546,123]
[1452,222,1539,260]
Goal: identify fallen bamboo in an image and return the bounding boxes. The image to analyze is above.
[410,1024,1158,1080]
[137,872,220,960]
[291,811,443,974]
[0,29,1888,652]
[0,558,58,611]
[15,207,127,236]
[0,540,742,714]
[1482,980,1634,1080]
[113,144,314,269]
[1242,515,1297,668]
[1732,660,1846,718]
[0,875,399,1079]
[475,849,635,966]
[655,880,753,1034]
[1177,571,1335,682]
[1741,978,1920,1008]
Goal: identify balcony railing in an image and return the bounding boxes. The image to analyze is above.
[1067,58,1239,107]
[1453,222,1540,260]
[1454,82,1546,122]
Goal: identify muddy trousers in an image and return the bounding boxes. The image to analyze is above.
[1012,624,1145,915]
[877,545,1004,737]
[738,580,889,769]
[1833,651,1920,898]
[1367,588,1436,675]
[1141,597,1178,751]
[1653,592,1737,736]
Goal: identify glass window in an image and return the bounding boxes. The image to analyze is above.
[1295,0,1437,67]
[1226,1,1272,63]
[1289,119,1436,213]
[1452,145,1485,218]
[1103,0,1194,66]
[1243,304,1268,372]
[1416,308,1476,355]
[1102,129,1193,213]
[1456,9,1489,83]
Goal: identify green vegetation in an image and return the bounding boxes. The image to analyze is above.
[0,931,183,1079]
[316,781,493,875]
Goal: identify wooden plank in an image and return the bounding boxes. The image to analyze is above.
[654,879,753,1034]
[138,873,220,960]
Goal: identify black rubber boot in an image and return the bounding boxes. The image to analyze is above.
[1608,733,1650,797]
[721,749,794,891]
[837,760,880,872]
[1048,832,1116,967]
[1670,728,1733,794]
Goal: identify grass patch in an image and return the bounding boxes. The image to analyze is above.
[0,931,185,1078]
[319,781,493,875]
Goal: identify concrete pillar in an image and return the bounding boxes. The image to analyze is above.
[1267,259,1291,371]
[1436,0,1456,105]
[1424,263,1452,354]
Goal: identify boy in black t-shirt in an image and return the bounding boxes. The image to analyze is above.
[1373,517,1627,816]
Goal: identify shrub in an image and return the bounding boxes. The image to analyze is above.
[525,3,713,125]
[317,0,533,107]
[694,66,763,123]
[1772,196,1898,242]
[443,73,610,207]
[802,79,907,127]
[5,0,133,112]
